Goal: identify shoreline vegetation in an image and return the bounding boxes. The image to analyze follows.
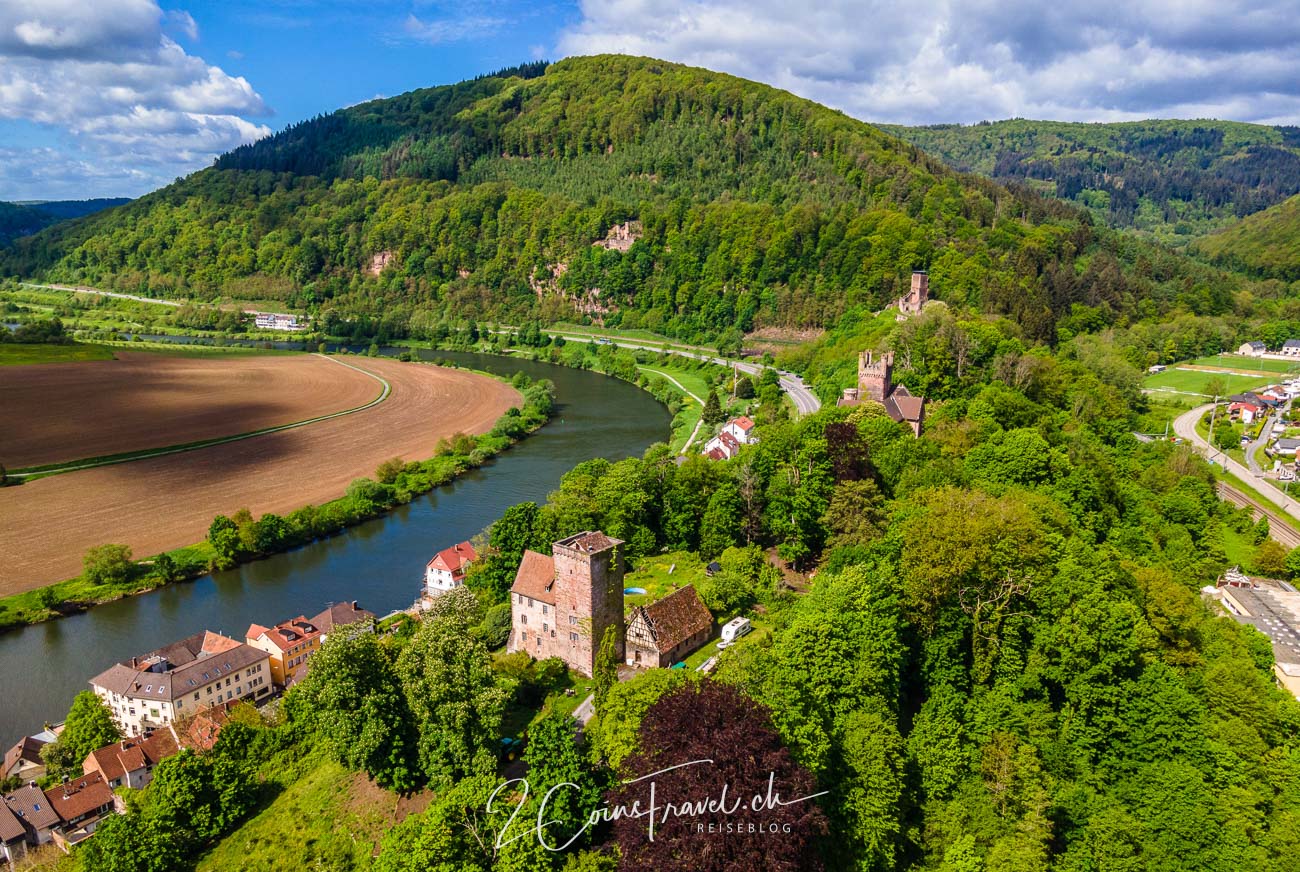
[0,358,556,634]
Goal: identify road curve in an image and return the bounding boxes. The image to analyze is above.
[1173,404,1300,530]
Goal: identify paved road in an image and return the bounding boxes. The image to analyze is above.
[21,282,182,307]
[572,693,595,726]
[545,331,822,416]
[1173,404,1300,527]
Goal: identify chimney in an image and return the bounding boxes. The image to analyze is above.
[351,600,359,609]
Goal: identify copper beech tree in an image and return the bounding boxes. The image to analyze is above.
[606,680,827,871]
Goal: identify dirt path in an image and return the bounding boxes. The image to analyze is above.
[0,358,519,594]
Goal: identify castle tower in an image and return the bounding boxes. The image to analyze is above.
[858,351,893,404]
[897,270,929,316]
[553,531,625,676]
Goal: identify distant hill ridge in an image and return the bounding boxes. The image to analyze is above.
[0,198,130,245]
[0,55,1239,345]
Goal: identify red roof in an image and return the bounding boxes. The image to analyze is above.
[245,616,320,653]
[730,416,755,431]
[43,772,114,822]
[511,550,557,604]
[427,541,477,573]
[83,730,179,783]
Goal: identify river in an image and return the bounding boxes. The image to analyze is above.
[0,350,671,744]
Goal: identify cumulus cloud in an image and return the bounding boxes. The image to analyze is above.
[0,0,270,198]
[556,0,1300,125]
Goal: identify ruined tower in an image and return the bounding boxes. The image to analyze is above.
[858,350,894,404]
[552,531,625,675]
[897,270,929,316]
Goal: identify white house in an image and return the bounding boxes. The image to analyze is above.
[1240,341,1267,357]
[704,416,758,461]
[720,416,757,445]
[1284,340,1300,358]
[424,542,477,596]
[89,631,271,737]
[251,311,304,331]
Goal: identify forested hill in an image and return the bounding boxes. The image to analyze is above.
[1194,193,1300,281]
[880,119,1300,245]
[1,56,1237,346]
[0,198,130,245]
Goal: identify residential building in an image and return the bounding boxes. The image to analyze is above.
[246,615,322,689]
[89,631,271,736]
[2,783,59,848]
[837,350,927,436]
[0,801,26,867]
[2,736,49,783]
[1211,570,1300,699]
[721,416,757,445]
[1276,438,1300,457]
[1229,400,1266,424]
[251,311,303,331]
[43,774,114,851]
[1285,339,1300,357]
[1239,341,1267,356]
[424,542,478,596]
[702,429,742,461]
[83,729,179,792]
[311,601,375,643]
[507,531,625,677]
[625,585,714,668]
[896,270,929,317]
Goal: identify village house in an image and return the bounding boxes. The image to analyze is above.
[42,774,114,851]
[247,601,375,689]
[2,783,59,853]
[2,730,55,784]
[837,350,927,436]
[424,541,477,596]
[1239,341,1267,357]
[1276,438,1300,457]
[896,271,929,317]
[0,800,25,867]
[703,416,758,461]
[82,729,179,793]
[507,531,625,677]
[250,311,304,331]
[624,585,714,668]
[89,631,272,737]
[1285,339,1300,358]
[1228,399,1266,424]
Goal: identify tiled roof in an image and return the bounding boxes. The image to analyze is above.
[311,601,376,633]
[3,783,60,832]
[247,616,319,652]
[44,773,113,822]
[636,585,714,654]
[428,541,477,573]
[731,416,756,431]
[84,730,179,783]
[3,735,48,777]
[511,550,557,604]
[556,531,620,554]
[90,631,269,702]
[0,800,24,843]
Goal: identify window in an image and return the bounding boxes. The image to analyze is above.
[542,604,548,615]
[193,693,199,701]
[570,632,578,642]
[145,684,152,693]
[520,615,527,625]
[569,615,577,625]
[521,631,527,641]
[543,623,549,633]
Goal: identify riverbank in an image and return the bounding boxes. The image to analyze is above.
[0,358,552,633]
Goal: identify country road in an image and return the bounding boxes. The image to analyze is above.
[21,282,182,306]
[543,330,823,416]
[1173,403,1300,531]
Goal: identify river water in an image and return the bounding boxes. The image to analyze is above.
[0,350,670,744]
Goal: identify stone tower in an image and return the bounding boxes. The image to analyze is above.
[858,351,894,403]
[553,531,625,676]
[897,270,929,316]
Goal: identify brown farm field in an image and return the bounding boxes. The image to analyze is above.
[0,356,519,594]
[0,351,381,469]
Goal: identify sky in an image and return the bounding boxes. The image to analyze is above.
[1,0,1298,200]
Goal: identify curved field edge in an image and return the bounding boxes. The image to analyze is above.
[8,354,390,479]
[0,359,551,633]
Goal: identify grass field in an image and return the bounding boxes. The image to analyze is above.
[1143,367,1271,395]
[0,342,115,365]
[1191,354,1300,375]
[623,551,712,612]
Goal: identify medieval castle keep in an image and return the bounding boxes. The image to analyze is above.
[507,531,626,676]
[838,350,927,436]
[897,270,929,318]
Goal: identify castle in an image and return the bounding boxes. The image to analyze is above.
[507,531,625,676]
[837,350,926,436]
[897,271,929,318]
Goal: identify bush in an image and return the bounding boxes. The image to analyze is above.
[83,543,134,586]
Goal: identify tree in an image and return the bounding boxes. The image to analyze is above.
[376,456,405,484]
[207,514,243,567]
[152,551,180,583]
[701,389,725,426]
[41,691,122,780]
[1203,375,1227,399]
[608,681,827,870]
[82,543,134,585]
[593,625,619,712]
[75,811,185,872]
[521,712,603,855]
[1255,539,1289,578]
[289,631,419,791]
[397,600,507,783]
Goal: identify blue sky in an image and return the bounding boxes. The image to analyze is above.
[2,0,1299,200]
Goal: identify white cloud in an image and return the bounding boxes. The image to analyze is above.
[0,0,269,198]
[556,0,1300,125]
[402,11,504,44]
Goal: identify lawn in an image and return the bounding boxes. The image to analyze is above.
[1136,394,1201,436]
[622,551,711,612]
[0,342,115,365]
[1190,354,1300,375]
[1143,367,1270,396]
[196,753,432,872]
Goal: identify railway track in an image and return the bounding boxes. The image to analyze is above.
[1217,481,1300,549]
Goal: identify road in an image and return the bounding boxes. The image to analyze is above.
[544,331,822,416]
[1246,410,1279,475]
[20,282,182,307]
[636,365,706,453]
[1173,403,1300,531]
